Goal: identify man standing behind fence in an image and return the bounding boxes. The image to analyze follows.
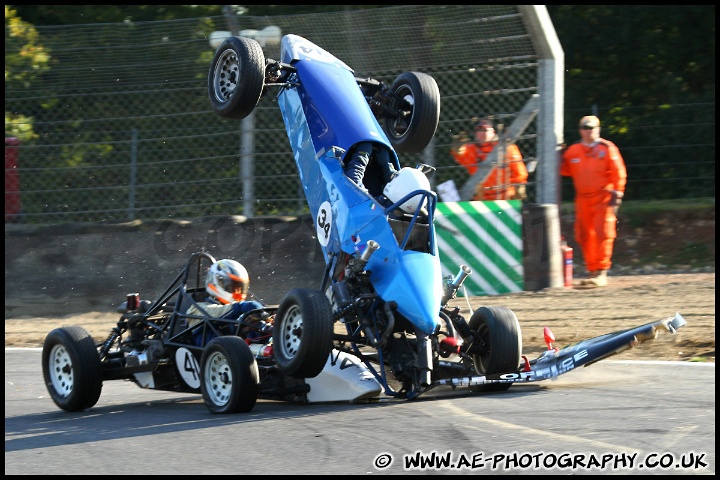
[450,118,528,201]
[561,115,627,287]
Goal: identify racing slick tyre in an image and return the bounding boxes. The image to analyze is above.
[200,336,259,414]
[274,288,334,379]
[42,326,103,412]
[382,71,440,155]
[467,306,522,393]
[208,36,265,120]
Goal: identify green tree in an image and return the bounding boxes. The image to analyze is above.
[7,5,227,26]
[546,6,714,110]
[4,6,50,141]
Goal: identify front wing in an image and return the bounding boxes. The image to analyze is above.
[432,312,687,391]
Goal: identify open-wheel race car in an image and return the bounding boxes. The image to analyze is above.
[42,251,383,414]
[43,34,687,414]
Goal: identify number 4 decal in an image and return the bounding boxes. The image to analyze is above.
[175,347,201,389]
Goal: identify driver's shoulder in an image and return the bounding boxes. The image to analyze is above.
[187,302,235,318]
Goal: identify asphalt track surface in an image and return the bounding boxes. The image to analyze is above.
[5,349,715,475]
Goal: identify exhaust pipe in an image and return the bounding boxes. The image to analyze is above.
[441,265,472,306]
[359,240,379,267]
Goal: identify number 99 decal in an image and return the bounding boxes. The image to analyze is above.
[316,201,333,247]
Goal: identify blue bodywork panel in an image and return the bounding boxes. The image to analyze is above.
[278,34,442,335]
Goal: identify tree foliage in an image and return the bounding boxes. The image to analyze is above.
[5,6,51,141]
[546,5,714,108]
[7,5,226,26]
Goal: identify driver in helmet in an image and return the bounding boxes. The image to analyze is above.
[345,141,433,215]
[381,165,433,215]
[187,259,268,345]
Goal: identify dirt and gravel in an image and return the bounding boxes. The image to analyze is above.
[6,272,714,364]
[453,272,715,363]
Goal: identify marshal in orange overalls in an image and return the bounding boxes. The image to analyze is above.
[451,141,528,200]
[561,138,627,273]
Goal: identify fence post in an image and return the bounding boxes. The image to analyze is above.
[129,128,138,221]
[5,137,22,223]
[241,114,256,217]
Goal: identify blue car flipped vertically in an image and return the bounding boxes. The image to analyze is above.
[207,34,687,400]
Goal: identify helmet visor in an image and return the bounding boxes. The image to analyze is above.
[221,273,248,301]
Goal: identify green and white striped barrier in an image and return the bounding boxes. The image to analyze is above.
[436,200,524,296]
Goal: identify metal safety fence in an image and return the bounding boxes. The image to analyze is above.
[5,6,715,224]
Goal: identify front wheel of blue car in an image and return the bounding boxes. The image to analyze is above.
[274,288,334,379]
[467,306,522,393]
[200,336,259,414]
[382,71,441,155]
[208,36,266,120]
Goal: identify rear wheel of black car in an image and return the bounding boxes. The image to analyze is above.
[42,326,103,411]
[274,288,334,379]
[200,336,259,414]
[382,71,440,154]
[467,306,522,393]
[208,36,266,120]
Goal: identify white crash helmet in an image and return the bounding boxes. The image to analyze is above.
[206,259,250,304]
[382,166,431,214]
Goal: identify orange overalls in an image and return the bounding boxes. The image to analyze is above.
[560,139,627,272]
[451,141,528,200]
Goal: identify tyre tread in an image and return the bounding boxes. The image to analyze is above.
[200,336,258,414]
[467,306,522,393]
[274,288,333,379]
[42,325,102,411]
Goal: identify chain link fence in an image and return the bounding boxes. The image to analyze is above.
[5,5,715,224]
